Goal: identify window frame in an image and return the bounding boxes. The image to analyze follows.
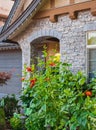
[86,31,96,79]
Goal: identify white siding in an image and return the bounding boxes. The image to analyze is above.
[0,49,22,97]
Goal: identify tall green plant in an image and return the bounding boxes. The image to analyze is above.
[21,53,96,130]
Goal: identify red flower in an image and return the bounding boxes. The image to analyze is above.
[85,91,92,97]
[26,67,32,72]
[21,77,25,81]
[30,78,37,88]
[30,82,34,88]
[49,62,56,67]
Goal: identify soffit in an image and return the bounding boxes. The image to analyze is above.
[1,0,31,33]
[0,42,20,50]
[0,0,46,42]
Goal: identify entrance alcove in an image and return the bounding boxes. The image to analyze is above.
[30,36,60,68]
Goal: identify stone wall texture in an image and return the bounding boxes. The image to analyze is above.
[17,10,96,73]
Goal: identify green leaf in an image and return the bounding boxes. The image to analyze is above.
[70,123,78,130]
[40,104,46,112]
[79,78,85,85]
[25,108,32,116]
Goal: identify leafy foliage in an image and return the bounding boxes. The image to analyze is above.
[21,53,96,130]
[0,108,6,130]
[10,115,23,130]
[0,72,11,85]
[1,95,20,120]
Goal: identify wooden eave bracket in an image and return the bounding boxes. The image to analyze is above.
[34,1,96,22]
[69,11,77,20]
[91,8,96,16]
[49,15,57,22]
[50,11,77,22]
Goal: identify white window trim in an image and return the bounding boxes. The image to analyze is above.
[86,31,96,79]
[87,45,96,49]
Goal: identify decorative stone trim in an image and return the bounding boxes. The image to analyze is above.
[27,29,62,43]
[84,23,96,31]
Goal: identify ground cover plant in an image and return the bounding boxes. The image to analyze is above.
[0,94,21,130]
[21,51,96,130]
[0,106,6,130]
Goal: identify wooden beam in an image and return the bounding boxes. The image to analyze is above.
[34,1,96,21]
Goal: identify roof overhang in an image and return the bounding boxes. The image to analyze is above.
[0,0,46,42]
[0,41,20,50]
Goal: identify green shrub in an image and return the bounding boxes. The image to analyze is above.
[21,52,96,130]
[10,116,23,130]
[0,108,6,130]
[2,94,20,119]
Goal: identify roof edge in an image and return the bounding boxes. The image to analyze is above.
[1,0,20,33]
[0,0,46,42]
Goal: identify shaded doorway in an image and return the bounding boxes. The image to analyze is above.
[31,37,60,68]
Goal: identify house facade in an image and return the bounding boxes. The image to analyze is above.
[0,0,96,91]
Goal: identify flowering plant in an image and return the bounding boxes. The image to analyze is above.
[21,52,96,130]
[0,72,11,85]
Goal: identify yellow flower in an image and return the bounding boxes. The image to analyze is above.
[53,53,61,62]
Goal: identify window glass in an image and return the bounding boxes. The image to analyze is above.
[88,49,96,78]
[87,32,96,78]
[87,32,96,45]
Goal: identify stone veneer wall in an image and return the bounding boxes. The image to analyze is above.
[17,10,96,73]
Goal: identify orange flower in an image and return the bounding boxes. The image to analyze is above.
[30,78,37,88]
[21,77,25,81]
[26,67,32,72]
[85,91,92,97]
[49,62,56,67]
[30,82,34,88]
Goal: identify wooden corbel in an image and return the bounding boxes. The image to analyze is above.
[69,11,77,20]
[91,8,96,16]
[49,15,57,23]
